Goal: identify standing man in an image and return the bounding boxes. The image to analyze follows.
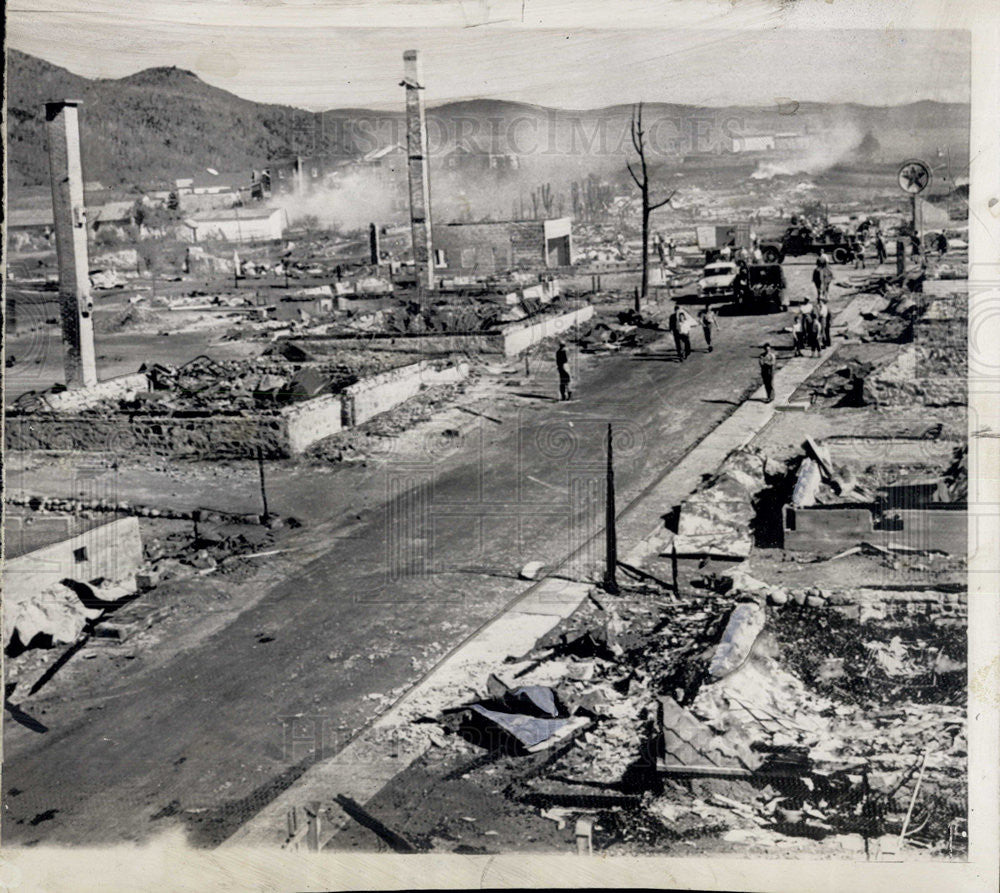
[812,257,832,300]
[653,231,666,268]
[555,341,572,401]
[875,230,887,265]
[698,305,718,353]
[667,236,676,262]
[759,343,776,403]
[734,260,750,304]
[819,298,832,348]
[791,309,805,357]
[807,310,823,357]
[853,234,867,270]
[669,305,684,359]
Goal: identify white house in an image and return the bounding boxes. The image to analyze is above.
[726,134,776,153]
[184,207,288,243]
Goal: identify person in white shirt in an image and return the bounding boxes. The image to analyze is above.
[669,305,693,360]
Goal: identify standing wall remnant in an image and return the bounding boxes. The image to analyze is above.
[45,99,97,388]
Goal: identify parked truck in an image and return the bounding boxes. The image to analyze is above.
[758,224,860,264]
[697,260,787,312]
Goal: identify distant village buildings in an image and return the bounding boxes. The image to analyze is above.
[723,131,810,154]
[183,207,288,243]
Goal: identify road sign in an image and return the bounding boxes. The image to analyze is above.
[898,159,932,195]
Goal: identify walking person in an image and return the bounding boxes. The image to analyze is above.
[698,305,718,352]
[759,343,776,403]
[555,340,572,401]
[670,306,693,360]
[667,236,676,262]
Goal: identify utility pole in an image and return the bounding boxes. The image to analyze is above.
[603,423,619,594]
[257,445,270,521]
[45,99,97,388]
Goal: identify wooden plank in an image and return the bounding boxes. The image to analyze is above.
[334,794,422,853]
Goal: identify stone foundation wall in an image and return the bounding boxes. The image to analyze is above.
[501,305,595,355]
[284,306,595,357]
[7,362,468,459]
[5,412,293,458]
[342,361,469,427]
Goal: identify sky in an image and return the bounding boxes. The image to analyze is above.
[7,0,971,111]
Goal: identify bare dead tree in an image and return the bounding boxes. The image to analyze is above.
[627,102,677,297]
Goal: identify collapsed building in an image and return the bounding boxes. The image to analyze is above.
[433,218,574,274]
[5,509,143,653]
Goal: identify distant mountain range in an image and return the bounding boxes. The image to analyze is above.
[6,48,970,192]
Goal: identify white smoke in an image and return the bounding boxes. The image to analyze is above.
[750,122,865,180]
[266,169,404,232]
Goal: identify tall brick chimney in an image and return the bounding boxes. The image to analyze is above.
[45,100,97,388]
[402,50,434,293]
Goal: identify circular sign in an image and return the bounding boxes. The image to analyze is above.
[898,159,932,195]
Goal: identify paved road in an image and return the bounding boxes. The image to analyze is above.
[3,266,841,846]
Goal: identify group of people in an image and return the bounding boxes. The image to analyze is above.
[849,227,888,269]
[668,304,717,360]
[651,231,677,266]
[718,239,764,266]
[554,238,864,403]
[791,298,831,357]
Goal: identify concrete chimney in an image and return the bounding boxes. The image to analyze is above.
[402,50,435,292]
[45,100,97,389]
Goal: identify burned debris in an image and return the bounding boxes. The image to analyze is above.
[3,34,974,870]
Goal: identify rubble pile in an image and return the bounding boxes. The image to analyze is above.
[57,353,427,414]
[804,289,966,409]
[405,565,966,856]
[669,448,772,558]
